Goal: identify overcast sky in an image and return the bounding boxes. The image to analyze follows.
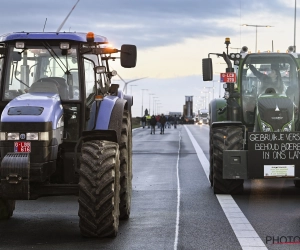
[0,0,298,116]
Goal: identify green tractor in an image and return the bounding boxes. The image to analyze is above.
[202,38,300,194]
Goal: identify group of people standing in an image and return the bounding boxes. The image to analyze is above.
[141,114,178,134]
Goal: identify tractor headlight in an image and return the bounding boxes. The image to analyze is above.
[1,132,49,141]
[26,133,39,140]
[0,132,6,140]
[39,132,49,141]
[261,121,272,132]
[282,121,292,132]
[7,132,19,140]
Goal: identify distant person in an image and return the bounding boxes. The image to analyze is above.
[159,113,167,134]
[166,115,171,128]
[174,114,178,129]
[141,115,146,128]
[150,115,157,134]
[156,114,161,129]
[146,114,151,128]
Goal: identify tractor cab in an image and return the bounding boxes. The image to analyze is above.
[0,32,136,141]
[240,53,300,132]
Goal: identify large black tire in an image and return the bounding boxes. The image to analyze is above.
[209,127,213,186]
[294,180,300,187]
[208,103,214,186]
[78,140,120,238]
[119,110,132,219]
[0,199,15,220]
[212,126,244,194]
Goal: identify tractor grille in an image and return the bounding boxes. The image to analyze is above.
[258,97,293,131]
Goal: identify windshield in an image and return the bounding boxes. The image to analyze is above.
[241,54,299,125]
[4,45,79,101]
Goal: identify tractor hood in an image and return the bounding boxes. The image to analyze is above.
[1,93,63,130]
[257,94,294,132]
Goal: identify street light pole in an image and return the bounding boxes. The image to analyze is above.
[294,0,297,52]
[149,93,154,115]
[204,87,213,102]
[153,97,159,115]
[242,24,273,52]
[141,89,148,117]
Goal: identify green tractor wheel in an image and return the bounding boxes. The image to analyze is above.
[0,199,15,220]
[212,126,244,194]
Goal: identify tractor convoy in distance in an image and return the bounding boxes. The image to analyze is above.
[0,31,136,237]
[203,38,300,194]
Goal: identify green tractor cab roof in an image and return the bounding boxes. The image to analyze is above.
[0,32,108,44]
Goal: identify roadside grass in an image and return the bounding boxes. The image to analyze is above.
[132,117,141,129]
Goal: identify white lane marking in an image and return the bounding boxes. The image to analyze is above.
[174,130,182,250]
[184,125,268,250]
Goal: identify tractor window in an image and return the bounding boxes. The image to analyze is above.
[0,57,3,84]
[83,56,97,102]
[241,55,299,125]
[3,45,80,101]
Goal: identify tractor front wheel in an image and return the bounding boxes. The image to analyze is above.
[119,110,132,219]
[0,199,15,220]
[212,126,244,194]
[78,140,120,237]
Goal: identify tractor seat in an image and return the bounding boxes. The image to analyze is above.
[265,88,276,94]
[30,77,69,100]
[29,81,59,95]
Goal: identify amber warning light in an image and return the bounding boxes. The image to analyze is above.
[86,32,95,43]
[220,72,236,83]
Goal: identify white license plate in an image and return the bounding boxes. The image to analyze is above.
[264,165,294,177]
[14,141,31,153]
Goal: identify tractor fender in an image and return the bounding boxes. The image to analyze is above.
[95,96,119,130]
[123,94,133,114]
[209,98,227,124]
[108,98,128,144]
[94,96,127,144]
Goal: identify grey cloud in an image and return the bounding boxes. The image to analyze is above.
[0,0,292,48]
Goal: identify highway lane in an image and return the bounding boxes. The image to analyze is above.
[1,124,300,249]
[187,124,300,250]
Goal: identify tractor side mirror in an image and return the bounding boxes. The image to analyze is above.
[120,44,137,68]
[202,58,213,81]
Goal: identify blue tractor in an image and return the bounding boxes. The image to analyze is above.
[0,31,136,237]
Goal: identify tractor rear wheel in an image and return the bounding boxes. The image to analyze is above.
[78,140,120,237]
[212,126,244,194]
[119,110,132,219]
[0,199,15,219]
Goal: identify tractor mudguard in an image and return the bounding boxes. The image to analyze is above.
[123,94,133,114]
[108,98,128,144]
[95,96,119,130]
[92,96,127,144]
[209,98,227,124]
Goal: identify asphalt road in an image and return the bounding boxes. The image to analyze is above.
[1,124,300,250]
